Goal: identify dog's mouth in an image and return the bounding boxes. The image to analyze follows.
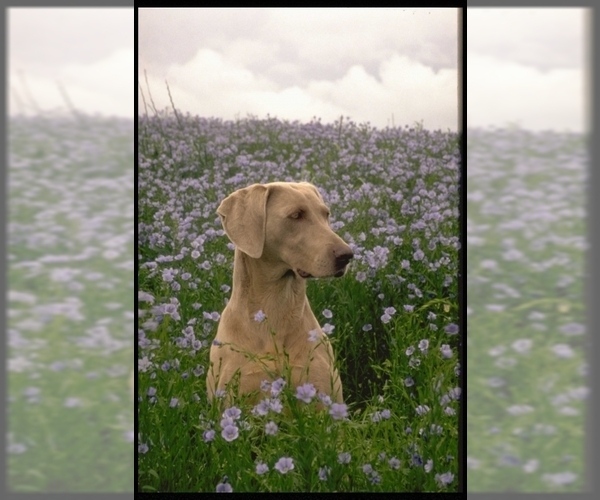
[296,267,348,279]
[297,269,313,279]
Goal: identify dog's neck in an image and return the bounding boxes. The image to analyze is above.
[229,249,310,335]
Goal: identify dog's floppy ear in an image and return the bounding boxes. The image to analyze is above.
[217,184,269,258]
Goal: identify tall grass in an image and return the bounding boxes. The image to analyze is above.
[8,94,134,491]
[467,126,588,492]
[137,85,461,492]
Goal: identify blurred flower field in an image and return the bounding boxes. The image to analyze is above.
[8,115,134,492]
[467,126,588,492]
[137,106,461,492]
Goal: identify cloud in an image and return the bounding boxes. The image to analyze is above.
[140,48,457,130]
[467,52,586,132]
[468,8,586,71]
[138,8,458,129]
[9,48,133,118]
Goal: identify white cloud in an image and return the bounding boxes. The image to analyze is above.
[467,8,588,132]
[9,48,133,118]
[140,49,457,130]
[8,8,132,118]
[139,8,458,129]
[468,8,586,71]
[468,52,586,132]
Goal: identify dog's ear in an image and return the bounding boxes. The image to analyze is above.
[217,184,269,258]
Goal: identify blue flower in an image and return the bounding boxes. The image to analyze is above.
[329,403,348,420]
[256,462,269,475]
[296,383,317,403]
[274,457,294,474]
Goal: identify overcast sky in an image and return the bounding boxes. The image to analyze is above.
[139,8,459,131]
[468,8,589,132]
[8,8,132,118]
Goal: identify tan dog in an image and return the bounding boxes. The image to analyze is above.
[207,182,353,406]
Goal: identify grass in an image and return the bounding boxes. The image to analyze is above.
[136,89,461,492]
[467,125,588,492]
[7,112,134,492]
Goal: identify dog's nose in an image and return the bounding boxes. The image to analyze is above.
[334,246,354,269]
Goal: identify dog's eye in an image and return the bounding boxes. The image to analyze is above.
[290,211,304,220]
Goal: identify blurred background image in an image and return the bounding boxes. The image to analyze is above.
[6,8,133,492]
[467,8,590,492]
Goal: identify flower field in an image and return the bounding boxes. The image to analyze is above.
[8,114,134,491]
[467,126,588,492]
[137,106,461,492]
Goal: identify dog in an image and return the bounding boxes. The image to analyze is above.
[206,182,353,407]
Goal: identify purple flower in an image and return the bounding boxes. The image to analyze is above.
[389,457,401,469]
[318,392,332,406]
[220,417,235,429]
[254,310,266,322]
[322,309,333,318]
[265,421,278,435]
[221,425,239,442]
[362,323,373,332]
[271,378,286,397]
[256,462,269,475]
[318,466,331,481]
[384,306,396,316]
[252,398,270,416]
[269,398,283,413]
[448,387,461,400]
[329,403,348,420]
[296,383,317,403]
[560,322,585,336]
[444,323,459,335]
[440,344,453,358]
[322,323,335,335]
[223,406,241,420]
[216,481,233,492]
[415,404,430,416]
[274,457,294,474]
[308,329,319,342]
[435,472,454,487]
[552,344,575,358]
[203,429,216,442]
[381,313,392,324]
[338,452,351,464]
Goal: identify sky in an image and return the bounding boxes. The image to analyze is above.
[468,8,589,132]
[138,8,459,131]
[8,8,133,119]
